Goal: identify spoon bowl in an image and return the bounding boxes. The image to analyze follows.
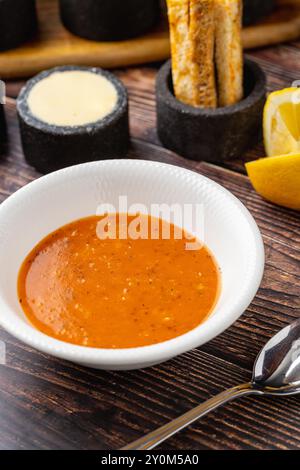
[253,318,300,396]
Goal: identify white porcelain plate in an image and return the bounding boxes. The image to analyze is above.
[0,160,264,370]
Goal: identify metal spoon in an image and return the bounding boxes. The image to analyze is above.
[122,318,300,450]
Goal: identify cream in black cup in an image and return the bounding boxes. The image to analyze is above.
[17,66,129,173]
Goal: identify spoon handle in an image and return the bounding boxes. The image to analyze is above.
[122,382,258,450]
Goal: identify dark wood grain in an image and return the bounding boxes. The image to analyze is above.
[0,43,300,450]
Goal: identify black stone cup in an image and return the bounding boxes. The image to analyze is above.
[0,0,37,51]
[0,104,6,150]
[59,0,160,42]
[17,66,129,173]
[156,58,266,163]
[243,0,275,26]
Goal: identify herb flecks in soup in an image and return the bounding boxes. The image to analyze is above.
[18,215,220,348]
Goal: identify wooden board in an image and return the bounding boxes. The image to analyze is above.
[0,42,300,449]
[0,0,300,79]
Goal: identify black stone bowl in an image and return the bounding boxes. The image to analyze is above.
[0,0,37,51]
[17,66,130,174]
[0,104,6,146]
[59,0,160,42]
[243,0,275,26]
[156,59,266,163]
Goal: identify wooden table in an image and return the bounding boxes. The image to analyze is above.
[0,42,300,450]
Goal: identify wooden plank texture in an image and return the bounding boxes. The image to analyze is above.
[0,0,300,78]
[0,40,299,449]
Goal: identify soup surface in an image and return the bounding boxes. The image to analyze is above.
[18,215,220,348]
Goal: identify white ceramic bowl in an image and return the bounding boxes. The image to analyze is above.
[0,160,264,370]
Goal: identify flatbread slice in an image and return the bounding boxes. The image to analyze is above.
[215,0,243,107]
[167,0,217,108]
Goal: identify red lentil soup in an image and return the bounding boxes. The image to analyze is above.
[18,215,220,348]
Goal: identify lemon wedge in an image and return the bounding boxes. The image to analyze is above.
[246,153,300,210]
[263,87,300,157]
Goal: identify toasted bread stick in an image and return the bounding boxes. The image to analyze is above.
[166,0,191,105]
[166,0,217,108]
[215,0,243,107]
